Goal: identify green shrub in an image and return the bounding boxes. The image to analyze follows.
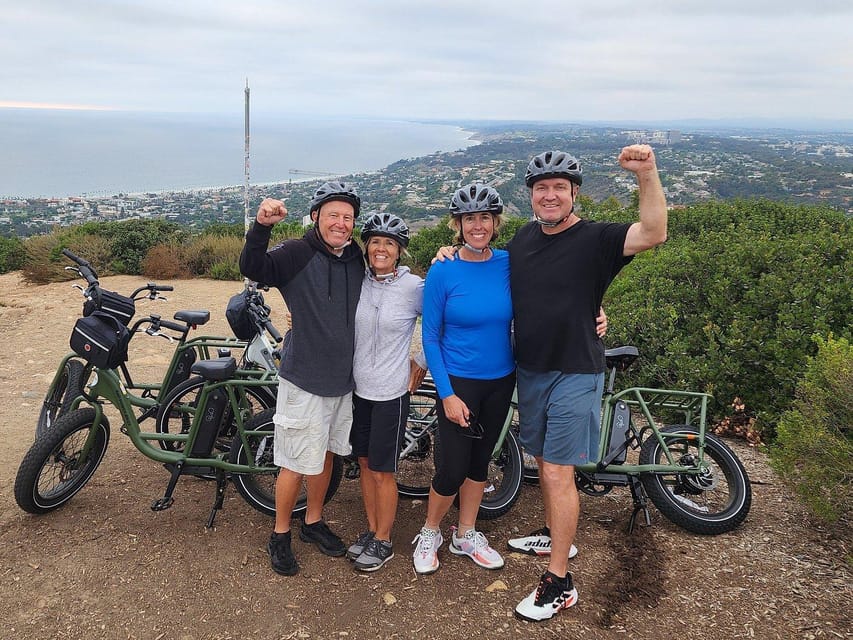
[603,199,851,436]
[209,261,242,281]
[0,235,26,273]
[770,336,852,523]
[184,235,243,278]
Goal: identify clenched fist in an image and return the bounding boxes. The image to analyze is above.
[256,198,288,226]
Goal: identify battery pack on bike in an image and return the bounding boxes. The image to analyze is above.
[187,358,236,457]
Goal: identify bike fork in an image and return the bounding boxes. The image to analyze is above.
[627,476,652,533]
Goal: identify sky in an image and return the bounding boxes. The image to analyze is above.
[1,0,851,124]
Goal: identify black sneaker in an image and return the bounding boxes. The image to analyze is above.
[347,530,375,561]
[514,571,578,622]
[299,520,347,557]
[268,531,299,576]
[354,538,394,572]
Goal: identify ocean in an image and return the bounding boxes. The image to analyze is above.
[0,109,477,198]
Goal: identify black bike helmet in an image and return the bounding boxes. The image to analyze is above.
[449,183,503,216]
[308,181,361,216]
[360,212,410,248]
[525,151,583,187]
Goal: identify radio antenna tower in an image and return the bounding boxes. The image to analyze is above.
[243,79,251,237]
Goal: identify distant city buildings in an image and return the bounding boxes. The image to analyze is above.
[623,130,681,146]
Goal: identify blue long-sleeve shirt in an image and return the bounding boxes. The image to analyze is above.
[421,249,515,399]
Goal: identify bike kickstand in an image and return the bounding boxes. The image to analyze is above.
[627,476,652,534]
[205,469,228,529]
[152,461,183,511]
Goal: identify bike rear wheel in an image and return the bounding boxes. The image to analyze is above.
[639,425,752,535]
[154,376,276,453]
[229,408,343,518]
[473,427,524,520]
[396,391,440,498]
[16,408,110,514]
[36,358,86,440]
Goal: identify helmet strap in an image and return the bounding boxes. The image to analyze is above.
[463,242,488,254]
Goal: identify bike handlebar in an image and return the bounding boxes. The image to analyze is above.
[62,248,99,285]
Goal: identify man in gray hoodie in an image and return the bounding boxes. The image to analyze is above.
[240,181,364,577]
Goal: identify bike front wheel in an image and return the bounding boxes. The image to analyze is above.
[16,408,110,514]
[639,425,752,535]
[36,358,86,440]
[229,408,343,518]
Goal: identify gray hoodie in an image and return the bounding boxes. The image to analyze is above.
[353,266,423,401]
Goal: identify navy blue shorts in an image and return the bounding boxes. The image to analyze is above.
[516,367,604,466]
[350,393,409,473]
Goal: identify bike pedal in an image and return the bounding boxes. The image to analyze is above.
[151,496,175,511]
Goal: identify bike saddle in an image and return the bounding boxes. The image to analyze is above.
[174,310,211,326]
[604,345,639,371]
[190,356,237,380]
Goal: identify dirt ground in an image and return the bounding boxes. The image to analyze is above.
[0,272,850,640]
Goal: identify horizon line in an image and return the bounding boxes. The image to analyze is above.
[0,101,119,112]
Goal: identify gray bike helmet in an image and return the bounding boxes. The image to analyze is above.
[308,181,361,216]
[525,151,583,187]
[360,212,410,248]
[449,183,503,216]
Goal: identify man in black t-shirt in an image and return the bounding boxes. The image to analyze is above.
[511,146,668,622]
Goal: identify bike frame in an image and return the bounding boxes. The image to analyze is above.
[73,364,278,475]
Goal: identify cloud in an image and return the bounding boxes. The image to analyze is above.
[0,0,850,121]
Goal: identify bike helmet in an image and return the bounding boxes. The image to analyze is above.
[308,181,361,216]
[525,151,583,187]
[360,212,410,248]
[449,183,503,216]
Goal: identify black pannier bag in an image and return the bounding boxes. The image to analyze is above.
[226,289,263,340]
[70,310,131,369]
[83,289,135,326]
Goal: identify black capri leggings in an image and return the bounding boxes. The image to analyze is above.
[431,371,516,497]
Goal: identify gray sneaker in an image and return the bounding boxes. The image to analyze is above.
[354,538,394,572]
[347,530,375,561]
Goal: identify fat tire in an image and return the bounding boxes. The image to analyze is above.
[154,376,276,452]
[639,425,752,535]
[36,359,86,439]
[16,408,110,514]
[474,427,524,520]
[229,408,343,518]
[396,391,440,498]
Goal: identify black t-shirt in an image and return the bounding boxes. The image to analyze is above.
[508,219,632,374]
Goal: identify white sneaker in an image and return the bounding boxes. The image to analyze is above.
[507,527,578,559]
[412,527,443,574]
[449,526,504,569]
[515,571,579,622]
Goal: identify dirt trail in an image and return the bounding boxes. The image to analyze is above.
[0,272,849,640]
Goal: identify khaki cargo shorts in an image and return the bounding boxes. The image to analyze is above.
[273,378,353,475]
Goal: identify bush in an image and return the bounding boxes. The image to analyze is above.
[142,244,191,279]
[184,235,244,279]
[602,199,851,437]
[770,336,852,524]
[0,235,26,273]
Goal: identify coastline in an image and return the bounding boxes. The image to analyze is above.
[0,112,479,199]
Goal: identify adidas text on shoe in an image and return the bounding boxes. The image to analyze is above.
[514,571,578,622]
[354,538,394,572]
[299,520,347,557]
[268,531,299,576]
[347,530,375,561]
[412,527,443,574]
[449,526,504,570]
[507,527,578,559]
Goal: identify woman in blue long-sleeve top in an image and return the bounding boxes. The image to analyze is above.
[412,183,516,575]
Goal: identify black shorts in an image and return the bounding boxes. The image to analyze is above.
[350,393,409,473]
